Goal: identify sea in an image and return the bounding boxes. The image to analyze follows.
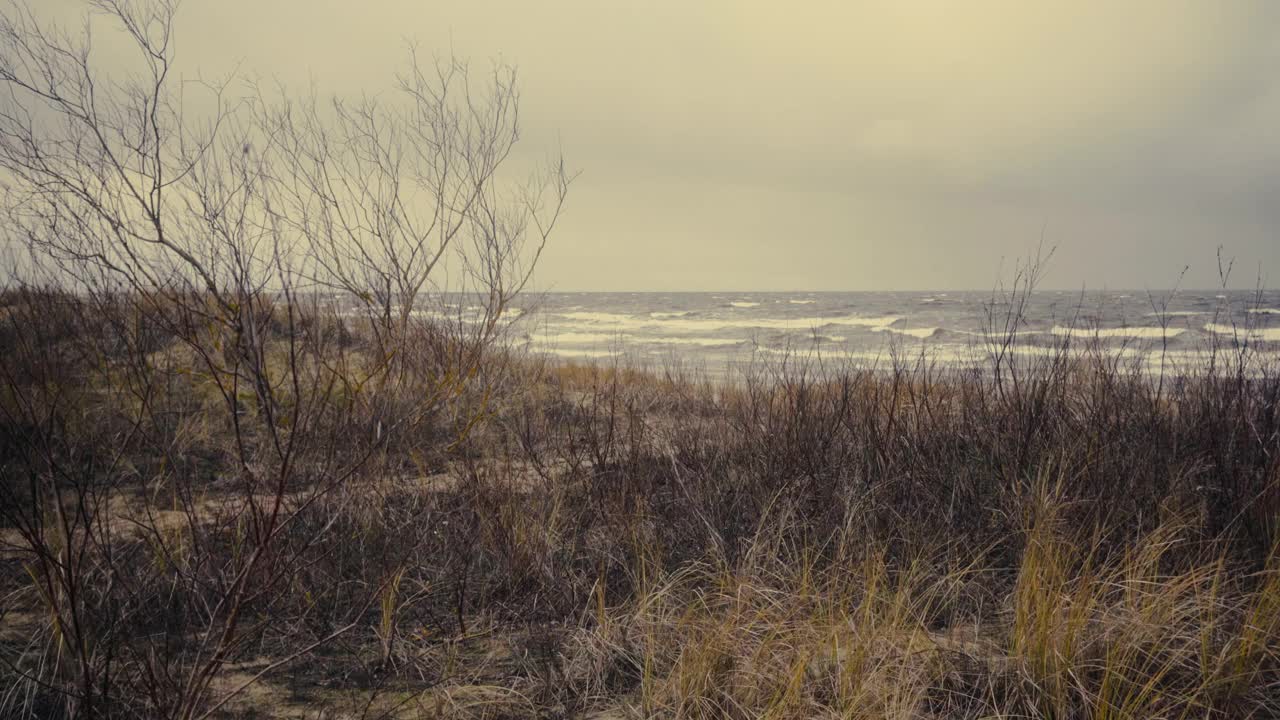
[502,290,1280,377]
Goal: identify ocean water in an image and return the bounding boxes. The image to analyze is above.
[507,290,1280,375]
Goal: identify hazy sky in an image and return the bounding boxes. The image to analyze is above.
[45,1,1280,290]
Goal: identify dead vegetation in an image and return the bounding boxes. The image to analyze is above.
[3,283,1280,718]
[0,1,1278,717]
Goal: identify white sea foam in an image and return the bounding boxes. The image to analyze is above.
[703,315,900,332]
[550,348,619,358]
[649,337,744,347]
[1144,311,1205,317]
[650,311,691,318]
[552,311,900,334]
[1204,324,1280,342]
[743,341,1280,376]
[875,326,939,339]
[559,311,638,324]
[1050,326,1186,339]
[530,329,745,349]
[789,299,816,305]
[1247,308,1280,315]
[751,346,895,363]
[531,332,629,346]
[730,301,761,308]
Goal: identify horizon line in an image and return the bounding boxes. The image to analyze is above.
[523,287,1271,295]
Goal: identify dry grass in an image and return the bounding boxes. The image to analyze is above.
[2,288,1279,718]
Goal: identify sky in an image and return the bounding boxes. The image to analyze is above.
[40,0,1280,290]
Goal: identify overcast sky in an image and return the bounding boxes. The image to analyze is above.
[45,0,1280,290]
